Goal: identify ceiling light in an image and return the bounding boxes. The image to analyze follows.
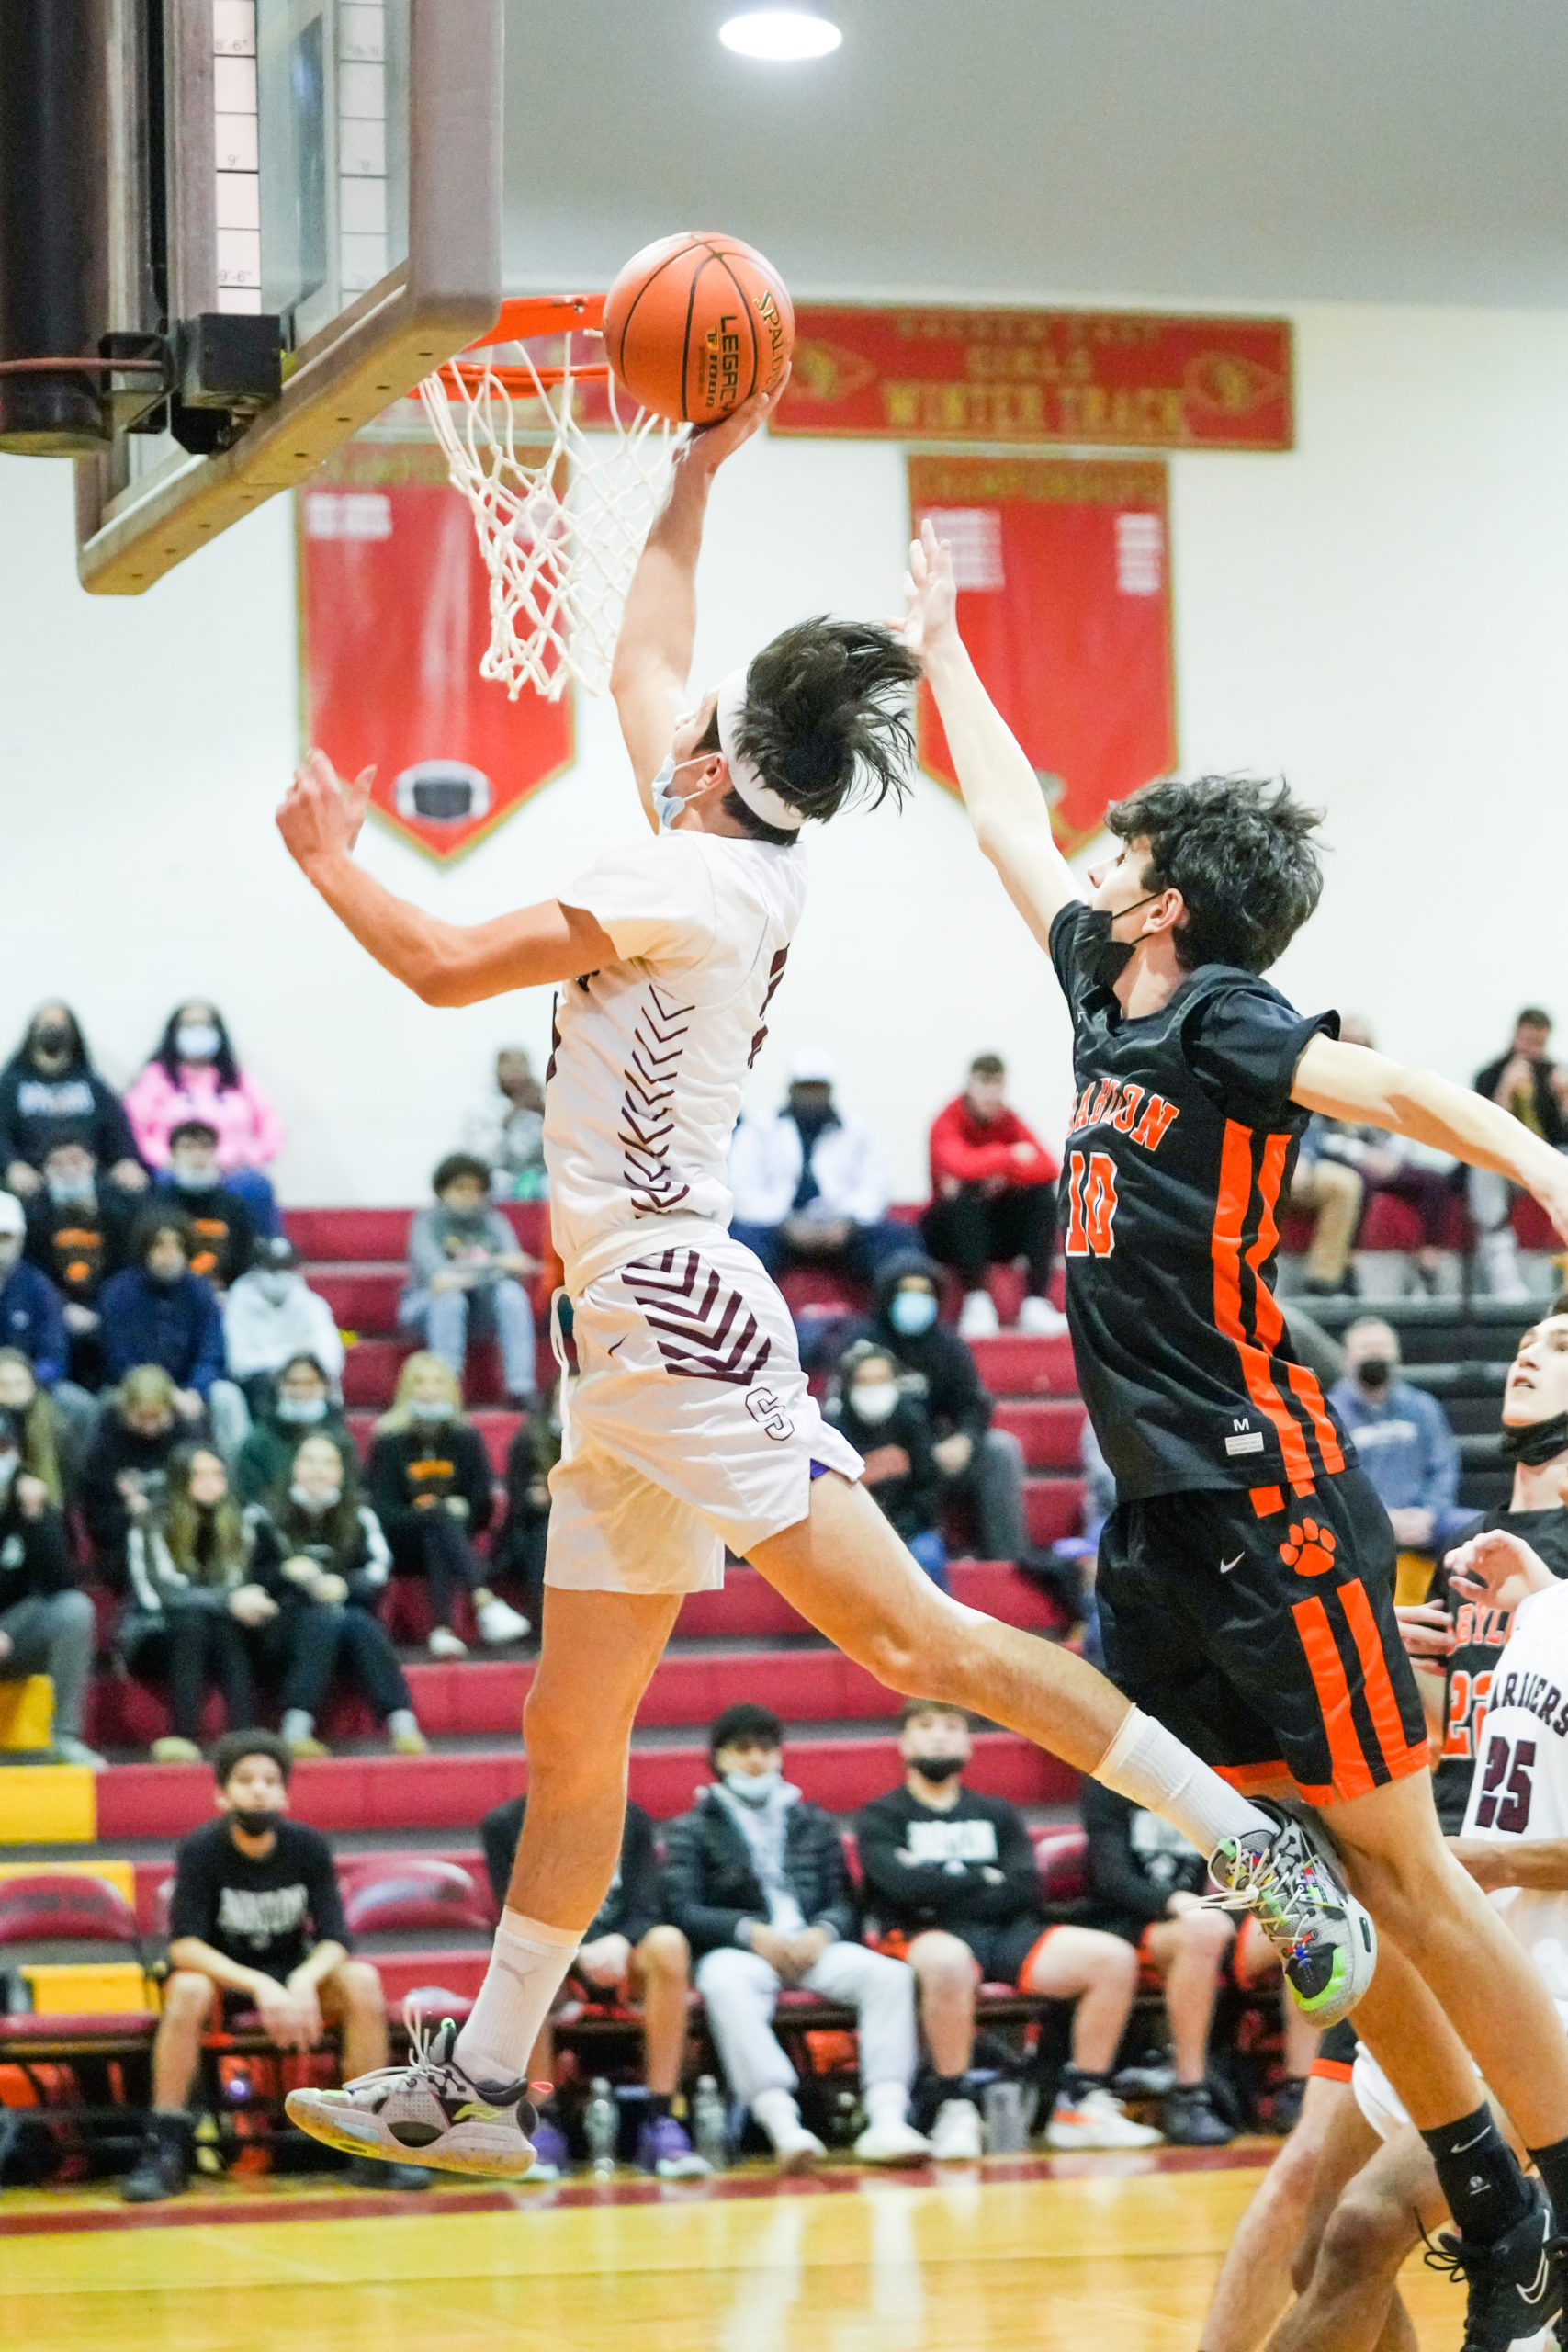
[719,11,842,62]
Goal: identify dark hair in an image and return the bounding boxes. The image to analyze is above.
[271,1435,362,1559]
[7,1003,87,1076]
[433,1152,491,1196]
[211,1727,293,1789]
[131,1207,194,1268]
[969,1053,1005,1080]
[160,1444,250,1580]
[697,618,919,843]
[1517,1008,1554,1033]
[1105,774,1325,974]
[169,1119,220,1151]
[154,1003,241,1091]
[276,1351,331,1387]
[708,1702,784,1761]
[898,1696,973,1731]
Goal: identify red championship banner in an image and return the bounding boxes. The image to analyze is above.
[297,439,572,865]
[910,455,1177,853]
[777,307,1292,450]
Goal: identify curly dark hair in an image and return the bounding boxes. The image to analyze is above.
[695,618,919,844]
[1106,774,1325,974]
[708,1702,784,1762]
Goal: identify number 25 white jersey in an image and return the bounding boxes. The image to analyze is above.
[1461,1578,1568,2010]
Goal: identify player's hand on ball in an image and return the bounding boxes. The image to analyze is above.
[899,519,959,662]
[277,748,374,870]
[682,368,790,475]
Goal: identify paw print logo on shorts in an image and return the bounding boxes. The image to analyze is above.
[1280,1519,1337,1578]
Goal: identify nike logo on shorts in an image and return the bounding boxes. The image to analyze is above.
[1220,1554,1243,1574]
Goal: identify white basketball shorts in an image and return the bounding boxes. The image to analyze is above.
[543,1234,863,1596]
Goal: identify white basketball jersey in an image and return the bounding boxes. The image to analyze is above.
[543,827,807,1294]
[1461,1579,1568,2009]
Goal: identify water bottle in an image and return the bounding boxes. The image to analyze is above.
[983,2078,1027,2154]
[692,2075,729,2172]
[583,2077,619,2175]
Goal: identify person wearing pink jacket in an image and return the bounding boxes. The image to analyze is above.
[126,1001,283,1236]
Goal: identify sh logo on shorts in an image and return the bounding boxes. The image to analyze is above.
[746,1386,795,1443]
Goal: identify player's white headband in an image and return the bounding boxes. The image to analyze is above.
[716,670,805,834]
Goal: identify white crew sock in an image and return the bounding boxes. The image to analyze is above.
[752,2087,805,2148]
[863,2081,910,2129]
[453,1909,580,2084]
[280,1709,313,1743]
[1094,1706,1272,1860]
[387,1709,419,1739]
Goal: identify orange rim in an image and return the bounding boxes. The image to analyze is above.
[428,293,611,400]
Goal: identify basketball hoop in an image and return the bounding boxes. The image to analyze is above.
[419,296,682,702]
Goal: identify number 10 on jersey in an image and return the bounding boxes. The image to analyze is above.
[1065,1149,1120,1258]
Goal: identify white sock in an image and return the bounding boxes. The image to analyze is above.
[453,1909,580,2084]
[281,1709,312,1742]
[1094,1707,1271,1860]
[863,2081,909,2129]
[387,1709,419,1738]
[752,2087,805,2148]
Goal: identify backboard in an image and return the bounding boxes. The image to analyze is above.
[41,0,503,593]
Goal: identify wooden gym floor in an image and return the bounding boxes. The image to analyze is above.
[0,2143,1466,2352]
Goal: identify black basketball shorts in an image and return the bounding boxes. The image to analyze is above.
[1095,1464,1430,1807]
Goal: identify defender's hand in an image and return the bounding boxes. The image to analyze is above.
[1395,1601,1454,1660]
[900,519,959,663]
[1447,1528,1555,1611]
[277,749,374,872]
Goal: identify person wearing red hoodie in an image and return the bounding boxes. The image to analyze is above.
[922,1055,1066,1340]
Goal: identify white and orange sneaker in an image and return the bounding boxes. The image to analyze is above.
[1044,2085,1161,2151]
[286,2015,539,2178]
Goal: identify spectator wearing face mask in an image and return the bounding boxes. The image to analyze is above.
[922,1054,1066,1340]
[825,1340,947,1589]
[401,1155,538,1409]
[96,1212,250,1465]
[0,1402,103,1766]
[0,1003,148,1202]
[462,1046,548,1200]
[728,1052,904,1289]
[224,1242,344,1415]
[232,1352,355,1508]
[81,1365,186,1584]
[1328,1317,1464,1577]
[0,1191,98,1470]
[125,1002,283,1236]
[152,1123,256,1292]
[364,1352,529,1657]
[488,1378,562,1634]
[23,1140,139,1389]
[256,1435,425,1758]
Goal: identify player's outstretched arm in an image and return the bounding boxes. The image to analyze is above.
[903,519,1082,956]
[1292,1034,1568,1244]
[609,376,787,833]
[276,751,615,1005]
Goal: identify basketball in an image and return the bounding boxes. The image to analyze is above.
[602,232,795,426]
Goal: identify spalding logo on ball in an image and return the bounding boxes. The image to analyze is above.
[602,232,795,425]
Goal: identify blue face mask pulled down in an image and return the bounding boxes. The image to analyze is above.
[724,1769,783,1806]
[889,1290,939,1339]
[650,752,706,833]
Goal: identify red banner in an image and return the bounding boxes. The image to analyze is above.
[297,441,572,865]
[910,456,1177,854]
[776,306,1292,450]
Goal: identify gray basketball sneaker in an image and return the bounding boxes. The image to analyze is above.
[287,2016,539,2178]
[1210,1802,1376,2027]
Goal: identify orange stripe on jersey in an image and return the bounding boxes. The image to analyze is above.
[1213,1120,1315,1490]
[1338,1576,1429,1778]
[1249,1485,1285,1518]
[1287,1361,1347,1476]
[1291,1593,1376,1802]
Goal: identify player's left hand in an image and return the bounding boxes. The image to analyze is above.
[898,519,959,663]
[1447,1527,1556,1610]
[276,748,374,872]
[682,368,791,475]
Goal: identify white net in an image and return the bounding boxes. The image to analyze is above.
[419,337,682,702]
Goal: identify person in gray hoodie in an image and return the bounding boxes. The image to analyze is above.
[399,1154,538,1406]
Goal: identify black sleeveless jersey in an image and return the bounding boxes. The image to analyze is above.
[1049,899,1342,1502]
[1429,1505,1568,1832]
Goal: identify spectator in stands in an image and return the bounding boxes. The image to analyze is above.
[125,1001,283,1235]
[96,1210,249,1464]
[0,1003,147,1200]
[259,1434,425,1758]
[223,1238,344,1413]
[1469,1007,1568,1300]
[922,1053,1065,1340]
[233,1351,354,1508]
[728,1052,903,1288]
[119,1443,276,1761]
[0,1189,97,1467]
[824,1340,948,1589]
[489,1381,562,1633]
[23,1139,137,1388]
[1328,1317,1463,1564]
[400,1154,538,1409]
[857,1701,1158,2156]
[0,1405,102,1765]
[0,1351,63,1505]
[364,1352,529,1657]
[153,1121,256,1290]
[479,1793,708,2178]
[462,1046,547,1198]
[662,1702,931,2170]
[81,1364,185,1583]
[837,1251,1033,1571]
[119,1729,425,2202]
[1280,1121,1362,1297]
[1300,1016,1459,1289]
[1081,1781,1236,2146]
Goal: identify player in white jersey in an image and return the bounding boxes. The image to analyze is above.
[275,383,1371,2180]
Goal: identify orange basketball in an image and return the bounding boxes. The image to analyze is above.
[602,232,795,426]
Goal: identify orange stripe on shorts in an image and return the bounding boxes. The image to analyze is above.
[1338,1575,1430,1780]
[1291,1592,1376,1803]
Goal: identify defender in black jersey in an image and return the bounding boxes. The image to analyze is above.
[908,517,1568,2338]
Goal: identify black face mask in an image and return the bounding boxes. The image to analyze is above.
[30,1028,71,1059]
[1357,1358,1393,1391]
[230,1806,280,1838]
[914,1754,965,1783]
[1500,1412,1568,1469]
[1079,893,1159,990]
